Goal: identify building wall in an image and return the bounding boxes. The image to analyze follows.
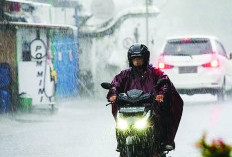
[0,27,18,109]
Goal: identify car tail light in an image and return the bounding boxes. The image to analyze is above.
[181,38,191,43]
[202,59,219,68]
[158,53,174,69]
[158,62,174,69]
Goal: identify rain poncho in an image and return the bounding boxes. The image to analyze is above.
[107,65,183,144]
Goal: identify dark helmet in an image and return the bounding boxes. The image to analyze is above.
[128,43,150,67]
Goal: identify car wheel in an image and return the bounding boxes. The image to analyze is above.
[226,90,232,100]
[217,80,225,102]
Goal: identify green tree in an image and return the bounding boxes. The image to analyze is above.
[196,133,232,157]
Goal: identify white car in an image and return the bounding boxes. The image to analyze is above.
[157,36,232,101]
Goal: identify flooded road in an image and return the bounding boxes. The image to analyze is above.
[0,95,232,157]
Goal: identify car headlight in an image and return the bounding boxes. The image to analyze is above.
[134,117,148,130]
[117,118,128,130]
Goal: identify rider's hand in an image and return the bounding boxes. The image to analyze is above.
[109,96,117,102]
[156,95,164,102]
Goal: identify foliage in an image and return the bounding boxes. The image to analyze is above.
[196,133,232,157]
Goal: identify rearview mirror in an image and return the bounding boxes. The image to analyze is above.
[101,82,111,89]
[230,53,232,60]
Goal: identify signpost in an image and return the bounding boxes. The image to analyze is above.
[146,0,149,46]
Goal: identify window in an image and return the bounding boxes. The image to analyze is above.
[216,41,227,58]
[164,39,212,56]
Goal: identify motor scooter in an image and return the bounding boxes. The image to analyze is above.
[101,79,171,157]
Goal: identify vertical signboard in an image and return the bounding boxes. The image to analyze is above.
[17,27,55,106]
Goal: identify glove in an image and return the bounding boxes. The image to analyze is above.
[156,94,164,102]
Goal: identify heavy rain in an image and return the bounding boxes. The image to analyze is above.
[1,0,232,157]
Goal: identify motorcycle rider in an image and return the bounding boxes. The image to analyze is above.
[107,43,183,152]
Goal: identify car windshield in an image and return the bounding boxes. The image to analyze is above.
[163,39,212,56]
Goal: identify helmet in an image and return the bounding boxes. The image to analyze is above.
[127,43,150,67]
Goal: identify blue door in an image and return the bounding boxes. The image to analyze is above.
[53,31,79,98]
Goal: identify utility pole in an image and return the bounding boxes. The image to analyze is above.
[48,0,53,24]
[74,7,79,27]
[145,0,149,47]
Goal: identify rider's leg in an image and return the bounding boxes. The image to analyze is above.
[112,103,120,151]
[112,103,118,119]
[160,101,175,151]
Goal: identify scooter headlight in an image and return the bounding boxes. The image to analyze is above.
[134,117,148,130]
[117,118,128,130]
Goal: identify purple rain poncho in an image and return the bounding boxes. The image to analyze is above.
[107,65,183,144]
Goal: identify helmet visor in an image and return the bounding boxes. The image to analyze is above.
[130,54,143,59]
